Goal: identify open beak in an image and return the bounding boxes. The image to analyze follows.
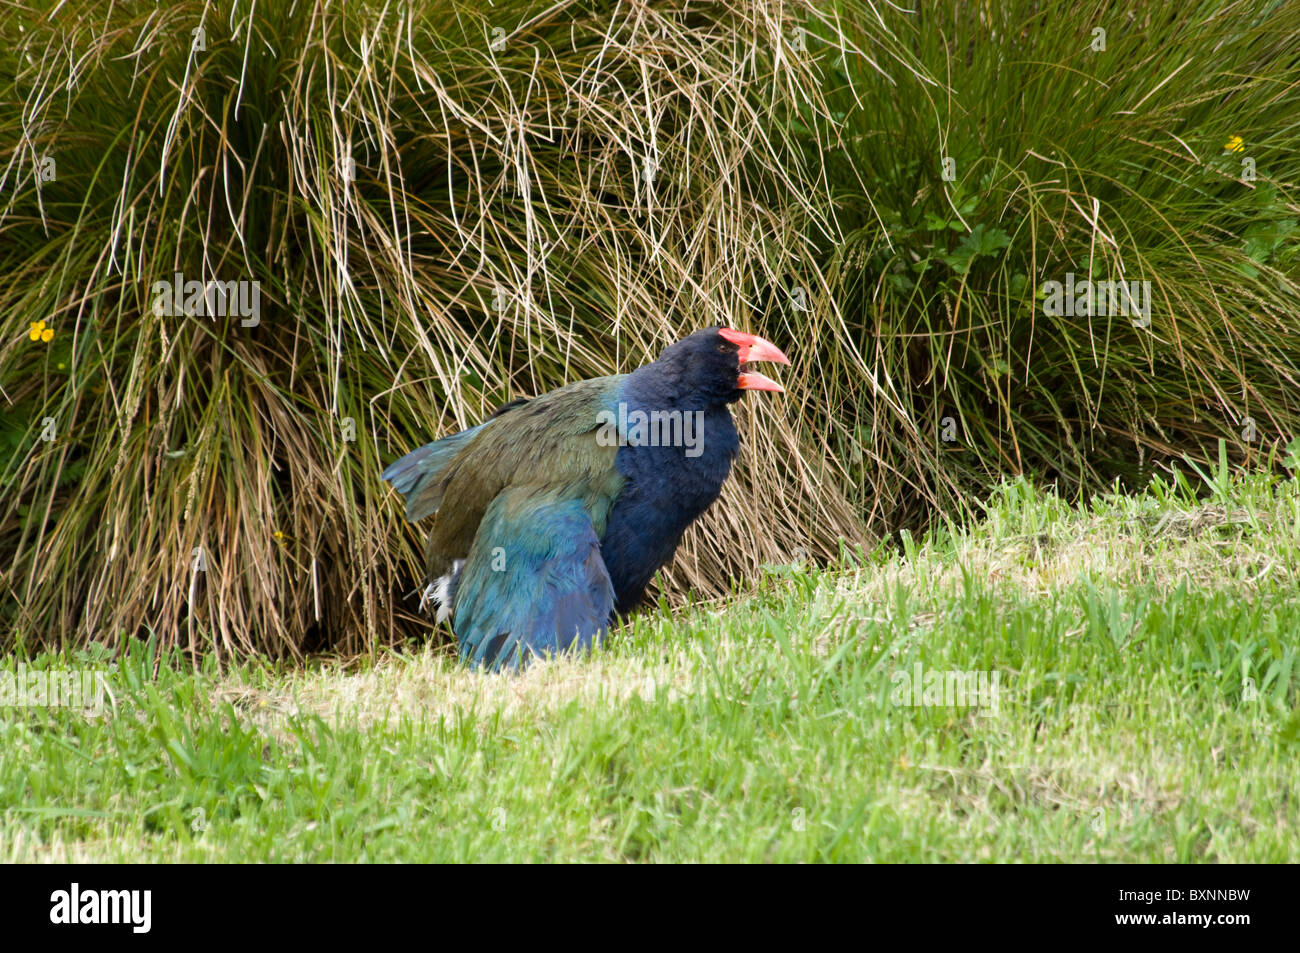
[718,327,791,393]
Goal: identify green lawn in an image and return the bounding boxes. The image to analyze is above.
[4,468,1298,862]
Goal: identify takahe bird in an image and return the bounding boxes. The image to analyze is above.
[382,326,790,670]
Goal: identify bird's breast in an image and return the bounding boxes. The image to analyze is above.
[599,408,738,612]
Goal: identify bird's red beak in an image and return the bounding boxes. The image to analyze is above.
[718,327,791,393]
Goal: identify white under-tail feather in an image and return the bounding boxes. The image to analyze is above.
[419,559,465,623]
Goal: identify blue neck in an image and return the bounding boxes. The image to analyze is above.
[599,371,740,613]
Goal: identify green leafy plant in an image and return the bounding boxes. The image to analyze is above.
[812,0,1300,530]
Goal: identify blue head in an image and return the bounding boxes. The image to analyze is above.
[636,326,790,410]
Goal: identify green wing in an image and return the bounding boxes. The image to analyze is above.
[421,375,627,582]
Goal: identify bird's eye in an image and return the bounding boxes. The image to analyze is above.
[717,342,734,353]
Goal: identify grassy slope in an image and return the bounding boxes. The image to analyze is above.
[4,470,1299,862]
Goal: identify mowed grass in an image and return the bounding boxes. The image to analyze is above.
[4,468,1299,862]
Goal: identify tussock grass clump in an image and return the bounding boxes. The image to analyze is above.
[816,0,1300,527]
[0,1,918,658]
